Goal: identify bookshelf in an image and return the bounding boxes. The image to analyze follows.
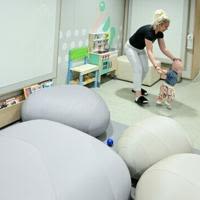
[23,80,53,99]
[0,80,53,128]
[0,102,23,128]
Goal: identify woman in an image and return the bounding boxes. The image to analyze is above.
[124,9,181,106]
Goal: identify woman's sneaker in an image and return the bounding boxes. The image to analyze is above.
[135,96,148,106]
[132,88,148,96]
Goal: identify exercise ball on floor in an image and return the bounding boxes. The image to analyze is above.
[0,120,131,200]
[0,137,55,200]
[21,85,110,137]
[116,116,192,179]
[135,153,200,200]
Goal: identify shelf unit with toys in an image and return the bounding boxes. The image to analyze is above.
[88,32,118,83]
[88,32,110,54]
[0,79,53,128]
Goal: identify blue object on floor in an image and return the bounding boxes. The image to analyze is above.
[107,138,114,147]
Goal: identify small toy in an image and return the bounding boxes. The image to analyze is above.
[106,138,114,147]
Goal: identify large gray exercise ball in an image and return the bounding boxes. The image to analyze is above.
[21,85,110,137]
[0,120,131,200]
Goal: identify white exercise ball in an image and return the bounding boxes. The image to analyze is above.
[117,116,192,178]
[136,153,200,200]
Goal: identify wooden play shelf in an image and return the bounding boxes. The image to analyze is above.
[0,102,23,128]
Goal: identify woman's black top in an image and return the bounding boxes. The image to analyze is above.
[129,24,164,50]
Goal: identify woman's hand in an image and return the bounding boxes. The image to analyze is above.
[173,58,182,62]
[154,61,161,72]
[155,66,163,74]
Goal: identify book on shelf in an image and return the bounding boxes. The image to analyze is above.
[40,80,53,88]
[0,80,53,110]
[5,97,17,107]
[0,101,7,109]
[23,80,53,99]
[23,84,40,99]
[0,95,24,109]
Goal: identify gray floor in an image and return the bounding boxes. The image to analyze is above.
[97,120,128,151]
[94,77,200,150]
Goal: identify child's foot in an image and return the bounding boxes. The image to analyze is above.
[132,88,148,96]
[167,105,172,110]
[165,101,172,109]
[156,97,163,105]
[156,99,163,105]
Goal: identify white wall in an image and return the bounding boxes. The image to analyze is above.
[127,0,189,63]
[0,0,60,95]
[0,0,124,96]
[56,0,125,85]
[0,0,196,97]
[127,0,195,79]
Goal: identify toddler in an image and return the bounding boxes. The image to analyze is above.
[156,60,183,109]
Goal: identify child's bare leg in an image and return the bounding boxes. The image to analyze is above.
[165,88,175,109]
[156,85,165,104]
[165,97,172,109]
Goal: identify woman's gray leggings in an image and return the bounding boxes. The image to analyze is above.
[124,41,149,91]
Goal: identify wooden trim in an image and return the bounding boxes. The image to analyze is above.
[191,0,200,79]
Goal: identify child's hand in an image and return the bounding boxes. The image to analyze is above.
[156,66,167,74]
[161,68,168,74]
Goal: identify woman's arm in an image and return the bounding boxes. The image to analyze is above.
[145,39,169,74]
[145,39,162,73]
[158,38,180,61]
[145,38,160,68]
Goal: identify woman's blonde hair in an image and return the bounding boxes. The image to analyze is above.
[153,9,170,29]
